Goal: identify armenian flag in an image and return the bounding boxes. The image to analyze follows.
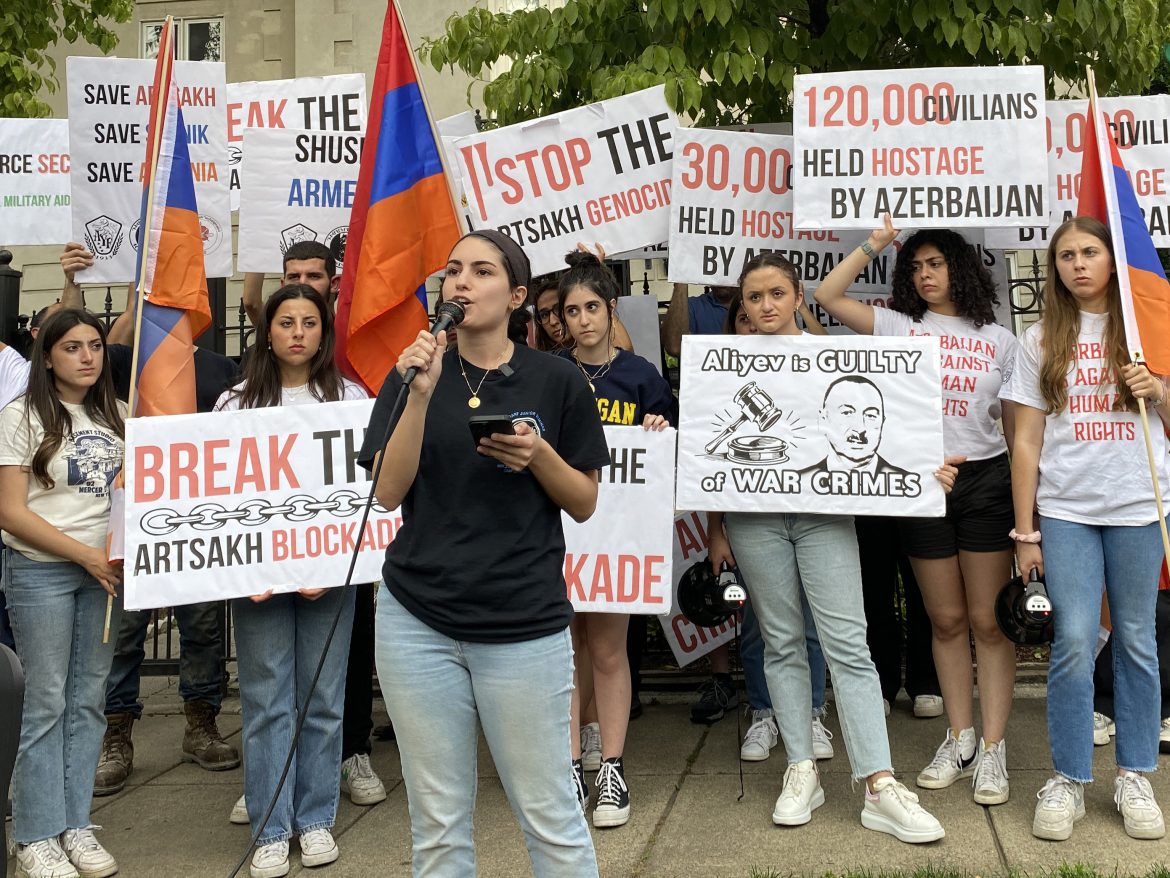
[335,0,462,395]
[1076,71,1170,374]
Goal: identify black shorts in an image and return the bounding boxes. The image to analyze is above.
[898,453,1014,559]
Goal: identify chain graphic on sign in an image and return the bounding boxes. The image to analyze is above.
[139,489,388,536]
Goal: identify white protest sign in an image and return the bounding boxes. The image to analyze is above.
[564,426,675,614]
[437,110,478,232]
[986,95,1170,249]
[124,399,391,609]
[794,66,1047,229]
[0,119,71,245]
[668,128,896,288]
[657,511,738,666]
[454,86,677,275]
[677,335,944,515]
[236,128,360,273]
[67,57,231,281]
[226,74,366,211]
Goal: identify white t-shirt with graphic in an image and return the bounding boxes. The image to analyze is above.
[214,378,368,412]
[0,344,30,411]
[872,308,1019,461]
[0,399,127,562]
[1002,312,1170,526]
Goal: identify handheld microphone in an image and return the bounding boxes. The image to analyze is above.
[403,300,466,386]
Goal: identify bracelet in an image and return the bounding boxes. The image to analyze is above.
[1009,529,1042,544]
[860,241,877,259]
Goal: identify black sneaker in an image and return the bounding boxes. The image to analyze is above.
[593,757,630,828]
[572,759,589,813]
[690,675,737,725]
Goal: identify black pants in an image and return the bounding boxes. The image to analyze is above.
[1094,588,1170,720]
[855,516,940,702]
[342,582,376,759]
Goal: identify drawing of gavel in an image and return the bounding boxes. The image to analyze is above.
[705,382,783,454]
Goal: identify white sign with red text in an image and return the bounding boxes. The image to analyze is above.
[986,95,1170,249]
[226,74,366,212]
[67,56,231,281]
[794,66,1047,229]
[454,86,677,275]
[564,426,675,613]
[0,119,71,245]
[657,511,738,666]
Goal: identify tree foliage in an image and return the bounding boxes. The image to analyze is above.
[423,0,1170,127]
[1,1,134,117]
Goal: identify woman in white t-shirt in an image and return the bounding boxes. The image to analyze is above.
[0,309,126,878]
[815,218,1020,806]
[215,284,367,878]
[1005,216,1170,842]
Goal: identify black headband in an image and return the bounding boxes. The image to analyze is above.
[464,229,531,291]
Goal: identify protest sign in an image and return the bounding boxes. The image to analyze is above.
[668,128,896,288]
[236,128,361,273]
[676,335,944,516]
[986,94,1170,249]
[657,510,738,667]
[226,74,366,211]
[794,66,1047,229]
[437,110,478,232]
[564,426,675,613]
[0,119,71,245]
[614,295,664,374]
[454,86,677,275]
[67,57,231,282]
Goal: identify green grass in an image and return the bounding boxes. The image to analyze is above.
[747,867,1170,878]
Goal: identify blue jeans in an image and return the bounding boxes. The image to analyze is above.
[3,550,121,843]
[1041,516,1164,782]
[376,586,598,878]
[726,512,891,779]
[105,601,224,716]
[741,592,826,714]
[233,586,355,844]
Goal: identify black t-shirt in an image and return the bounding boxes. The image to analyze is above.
[358,344,609,643]
[108,344,240,414]
[559,348,678,427]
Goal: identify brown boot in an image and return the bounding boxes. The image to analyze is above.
[181,700,241,771]
[94,712,134,796]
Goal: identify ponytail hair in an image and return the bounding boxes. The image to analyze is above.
[557,250,620,312]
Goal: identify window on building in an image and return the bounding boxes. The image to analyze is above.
[141,18,224,62]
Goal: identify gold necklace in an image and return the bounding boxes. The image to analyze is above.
[459,344,510,409]
[573,346,617,393]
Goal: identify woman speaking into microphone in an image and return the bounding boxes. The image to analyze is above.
[359,229,609,877]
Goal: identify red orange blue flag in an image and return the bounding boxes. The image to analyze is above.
[335,0,462,395]
[1076,71,1170,375]
[129,16,211,417]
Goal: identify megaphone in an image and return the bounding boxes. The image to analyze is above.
[677,561,747,628]
[995,567,1054,645]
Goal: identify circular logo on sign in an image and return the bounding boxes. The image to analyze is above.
[199,214,224,253]
[325,226,349,271]
[129,219,143,253]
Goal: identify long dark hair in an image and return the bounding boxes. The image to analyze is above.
[22,308,123,489]
[227,284,345,409]
[724,292,746,335]
[891,230,999,326]
[530,274,564,351]
[557,250,619,344]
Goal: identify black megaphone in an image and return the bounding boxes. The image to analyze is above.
[995,567,1054,645]
[677,561,747,628]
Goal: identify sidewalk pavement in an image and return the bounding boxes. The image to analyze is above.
[8,679,1170,877]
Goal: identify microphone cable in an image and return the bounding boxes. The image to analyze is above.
[228,303,463,877]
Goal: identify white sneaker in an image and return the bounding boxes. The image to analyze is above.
[580,721,603,772]
[972,738,1009,805]
[1093,712,1115,746]
[916,727,976,789]
[1114,772,1166,839]
[250,840,290,878]
[59,828,116,878]
[772,759,824,826]
[15,838,79,878]
[1032,775,1085,841]
[740,710,779,762]
[341,753,387,806]
[812,717,834,760]
[230,794,249,825]
[862,776,945,843]
[299,828,340,867]
[913,694,944,718]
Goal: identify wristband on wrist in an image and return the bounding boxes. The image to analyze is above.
[1009,528,1042,544]
[860,241,877,259]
